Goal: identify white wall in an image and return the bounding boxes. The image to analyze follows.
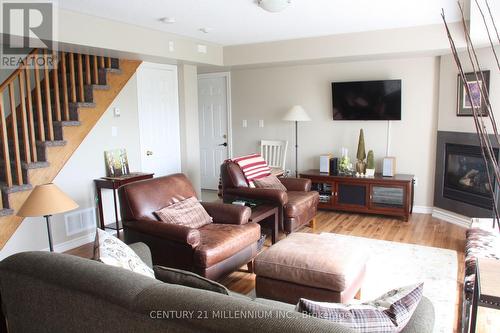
[438,46,500,133]
[230,56,440,207]
[0,74,141,258]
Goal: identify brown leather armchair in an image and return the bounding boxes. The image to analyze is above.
[118,173,261,281]
[220,161,319,234]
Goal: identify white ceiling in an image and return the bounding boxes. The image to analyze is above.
[58,0,466,46]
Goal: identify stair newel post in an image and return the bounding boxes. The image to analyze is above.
[76,54,84,102]
[0,93,12,187]
[8,82,23,185]
[51,51,61,122]
[59,51,69,121]
[18,70,31,164]
[92,55,99,84]
[42,50,54,141]
[69,53,77,103]
[33,50,45,142]
[85,55,91,85]
[24,61,37,162]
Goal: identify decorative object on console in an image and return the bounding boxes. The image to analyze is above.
[338,147,352,175]
[296,282,424,333]
[383,157,396,177]
[320,154,333,173]
[17,183,79,252]
[104,148,130,177]
[283,105,311,177]
[329,157,339,176]
[457,71,490,117]
[93,228,155,278]
[356,129,367,174]
[365,150,376,177]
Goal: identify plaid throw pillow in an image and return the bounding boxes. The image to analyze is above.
[232,154,271,184]
[155,197,212,229]
[253,175,287,191]
[296,283,424,333]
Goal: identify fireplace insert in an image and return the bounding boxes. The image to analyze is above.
[443,143,498,210]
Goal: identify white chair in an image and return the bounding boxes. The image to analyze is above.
[260,140,288,176]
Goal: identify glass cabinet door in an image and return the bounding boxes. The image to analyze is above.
[370,185,404,209]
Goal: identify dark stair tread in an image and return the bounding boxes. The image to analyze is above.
[104,68,122,74]
[53,120,81,127]
[0,183,33,194]
[91,84,110,90]
[36,140,67,147]
[69,102,96,108]
[0,209,14,217]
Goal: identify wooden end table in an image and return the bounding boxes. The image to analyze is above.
[469,258,500,332]
[94,172,154,236]
[249,204,279,244]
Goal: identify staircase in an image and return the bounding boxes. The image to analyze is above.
[0,49,141,249]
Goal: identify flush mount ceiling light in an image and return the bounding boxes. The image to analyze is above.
[258,0,291,13]
[159,17,176,24]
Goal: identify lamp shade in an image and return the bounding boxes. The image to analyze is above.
[283,105,311,122]
[17,183,79,217]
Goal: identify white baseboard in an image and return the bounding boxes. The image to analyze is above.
[43,232,95,253]
[431,208,471,228]
[413,206,433,214]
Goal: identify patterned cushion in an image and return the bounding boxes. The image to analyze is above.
[253,175,287,191]
[155,197,212,229]
[296,283,424,333]
[93,229,155,278]
[232,154,271,184]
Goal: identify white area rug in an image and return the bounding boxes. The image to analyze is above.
[318,233,458,333]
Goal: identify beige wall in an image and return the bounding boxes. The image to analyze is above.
[438,46,500,133]
[230,56,440,207]
[0,74,141,259]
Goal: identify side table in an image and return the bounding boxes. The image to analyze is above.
[249,204,279,244]
[469,258,500,332]
[94,172,154,236]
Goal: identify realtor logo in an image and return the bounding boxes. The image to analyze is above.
[1,1,57,68]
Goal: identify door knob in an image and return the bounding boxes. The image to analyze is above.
[146,150,153,156]
[218,143,228,147]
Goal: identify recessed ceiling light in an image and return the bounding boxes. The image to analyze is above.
[199,27,213,34]
[159,17,176,24]
[258,0,291,13]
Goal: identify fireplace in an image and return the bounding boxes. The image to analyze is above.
[435,131,500,218]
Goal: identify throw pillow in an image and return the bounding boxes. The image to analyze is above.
[253,175,287,191]
[296,283,424,333]
[154,196,212,229]
[93,229,155,278]
[153,266,229,295]
[232,154,271,184]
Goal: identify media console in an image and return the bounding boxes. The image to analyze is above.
[300,170,414,221]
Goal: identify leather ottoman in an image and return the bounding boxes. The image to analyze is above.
[254,232,368,304]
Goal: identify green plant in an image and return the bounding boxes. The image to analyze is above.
[356,129,366,161]
[367,150,375,169]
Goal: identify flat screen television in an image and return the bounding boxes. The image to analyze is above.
[332,79,402,120]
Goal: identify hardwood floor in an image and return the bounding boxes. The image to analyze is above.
[66,211,499,332]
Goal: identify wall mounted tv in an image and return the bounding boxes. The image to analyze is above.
[332,79,402,120]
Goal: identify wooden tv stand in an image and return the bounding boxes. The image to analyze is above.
[300,170,414,221]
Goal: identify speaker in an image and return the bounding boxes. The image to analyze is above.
[382,157,396,177]
[320,154,333,173]
[329,157,338,176]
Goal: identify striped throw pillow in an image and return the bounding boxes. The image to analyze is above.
[296,283,423,333]
[233,154,271,184]
[155,197,212,229]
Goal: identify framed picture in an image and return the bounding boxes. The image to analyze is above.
[104,148,130,177]
[457,70,490,117]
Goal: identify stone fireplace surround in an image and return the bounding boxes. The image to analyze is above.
[434,131,500,218]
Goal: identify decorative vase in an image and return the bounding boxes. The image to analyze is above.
[356,160,366,174]
[365,168,375,177]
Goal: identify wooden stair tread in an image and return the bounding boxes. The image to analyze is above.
[0,209,14,217]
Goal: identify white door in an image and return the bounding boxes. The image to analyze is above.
[137,63,181,176]
[198,74,231,190]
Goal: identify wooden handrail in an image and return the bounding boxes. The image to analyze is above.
[0,49,38,93]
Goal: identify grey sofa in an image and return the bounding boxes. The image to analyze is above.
[0,244,435,333]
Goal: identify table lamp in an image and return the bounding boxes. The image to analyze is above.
[18,183,79,252]
[283,105,311,177]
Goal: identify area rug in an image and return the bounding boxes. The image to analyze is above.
[250,233,458,333]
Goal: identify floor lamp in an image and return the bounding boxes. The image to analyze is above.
[18,183,79,252]
[283,105,311,178]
